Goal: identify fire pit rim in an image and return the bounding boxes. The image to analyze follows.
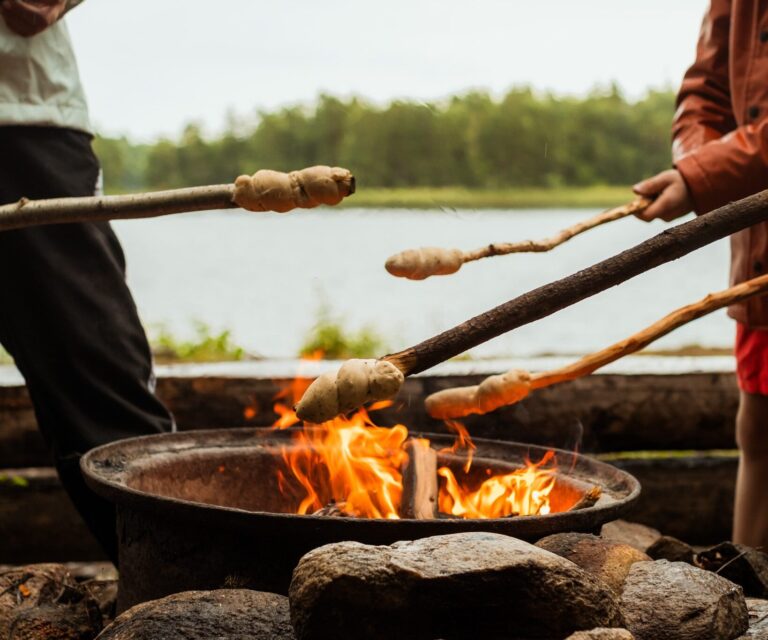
[80,426,640,533]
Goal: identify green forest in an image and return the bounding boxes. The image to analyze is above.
[94,86,676,196]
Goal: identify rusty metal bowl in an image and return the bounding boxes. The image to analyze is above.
[81,427,640,610]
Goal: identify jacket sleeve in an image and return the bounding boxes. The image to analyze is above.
[670,0,757,214]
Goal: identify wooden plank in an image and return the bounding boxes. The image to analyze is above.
[601,451,737,545]
[0,372,739,468]
[400,439,438,519]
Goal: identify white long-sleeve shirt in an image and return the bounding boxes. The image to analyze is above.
[0,9,90,133]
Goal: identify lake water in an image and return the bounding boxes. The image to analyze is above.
[112,207,733,359]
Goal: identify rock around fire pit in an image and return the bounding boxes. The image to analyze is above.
[81,427,639,610]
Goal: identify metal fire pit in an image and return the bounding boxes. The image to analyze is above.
[81,427,640,610]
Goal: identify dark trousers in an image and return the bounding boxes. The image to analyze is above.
[0,126,173,563]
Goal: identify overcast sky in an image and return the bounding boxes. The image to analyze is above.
[66,1,708,141]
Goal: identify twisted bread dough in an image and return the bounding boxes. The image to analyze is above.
[425,369,532,419]
[233,166,354,213]
[385,247,464,280]
[295,359,404,423]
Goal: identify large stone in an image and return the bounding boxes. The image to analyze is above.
[621,560,748,640]
[566,630,634,640]
[737,598,768,638]
[536,532,650,593]
[600,520,661,553]
[697,543,768,598]
[95,590,294,639]
[0,563,103,640]
[289,532,624,640]
[646,535,695,564]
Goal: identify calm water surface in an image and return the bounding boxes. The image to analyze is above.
[112,207,732,359]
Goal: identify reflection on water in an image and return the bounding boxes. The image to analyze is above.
[113,207,731,359]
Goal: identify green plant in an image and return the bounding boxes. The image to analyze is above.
[150,321,246,363]
[300,306,388,359]
[0,474,28,487]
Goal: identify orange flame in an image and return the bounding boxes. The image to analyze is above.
[280,407,408,519]
[437,451,557,519]
[268,356,560,520]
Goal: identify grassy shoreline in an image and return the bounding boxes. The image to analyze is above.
[337,185,634,209]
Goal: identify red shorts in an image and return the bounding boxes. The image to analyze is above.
[736,323,768,395]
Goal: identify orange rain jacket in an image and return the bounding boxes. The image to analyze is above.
[673,0,768,326]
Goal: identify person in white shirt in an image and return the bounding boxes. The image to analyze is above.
[0,0,173,564]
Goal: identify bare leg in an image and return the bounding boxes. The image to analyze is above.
[733,391,768,547]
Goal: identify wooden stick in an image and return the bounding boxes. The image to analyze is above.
[385,197,651,280]
[0,185,236,231]
[569,486,602,511]
[0,165,355,231]
[382,189,768,377]
[400,438,438,519]
[531,273,768,389]
[425,272,768,419]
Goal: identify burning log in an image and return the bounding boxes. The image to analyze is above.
[399,439,438,519]
[0,166,355,231]
[569,486,602,511]
[312,501,353,518]
[297,189,768,423]
[425,271,768,418]
[385,196,650,280]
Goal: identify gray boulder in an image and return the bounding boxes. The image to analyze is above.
[289,531,623,640]
[621,560,748,640]
[566,629,634,640]
[536,532,650,593]
[96,590,294,640]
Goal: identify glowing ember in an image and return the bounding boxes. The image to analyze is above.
[271,357,562,520]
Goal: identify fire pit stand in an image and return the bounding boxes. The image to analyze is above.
[81,427,640,611]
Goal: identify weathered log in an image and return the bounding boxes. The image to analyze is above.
[383,189,768,376]
[0,366,742,467]
[603,452,738,544]
[400,439,438,519]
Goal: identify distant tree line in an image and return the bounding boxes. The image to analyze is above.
[93,86,676,193]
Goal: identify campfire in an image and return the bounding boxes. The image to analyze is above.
[81,367,639,608]
[262,362,591,522]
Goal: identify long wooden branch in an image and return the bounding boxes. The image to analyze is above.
[0,166,355,231]
[384,197,651,280]
[425,273,768,418]
[383,190,768,376]
[296,189,768,424]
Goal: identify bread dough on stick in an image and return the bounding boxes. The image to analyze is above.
[425,369,532,419]
[295,359,405,423]
[233,166,355,213]
[385,247,464,280]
